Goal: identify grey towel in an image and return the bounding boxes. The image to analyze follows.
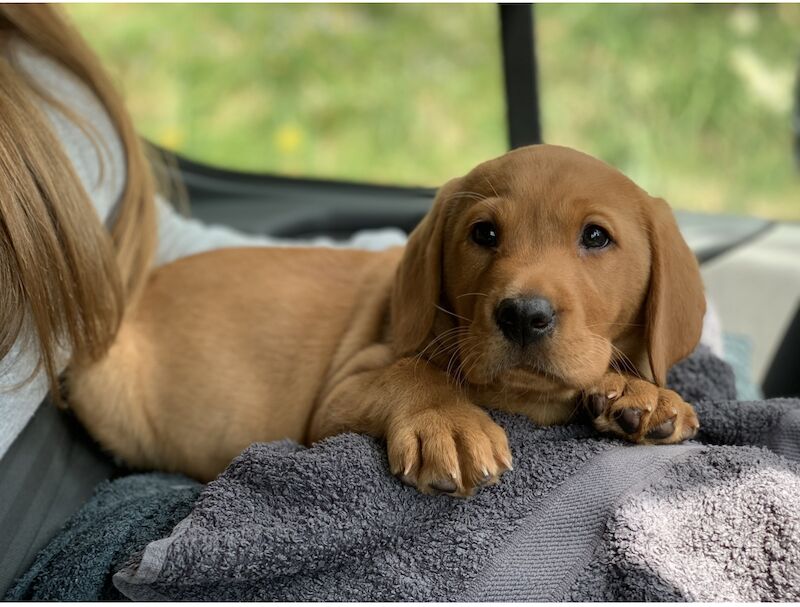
[112,348,800,601]
[5,474,201,601]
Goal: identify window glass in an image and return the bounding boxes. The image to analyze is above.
[69,4,799,220]
[537,4,800,220]
[66,4,506,187]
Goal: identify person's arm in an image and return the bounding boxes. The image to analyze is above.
[153,195,277,265]
[153,194,408,265]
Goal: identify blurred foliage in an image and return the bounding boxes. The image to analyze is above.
[66,3,799,219]
[65,4,506,187]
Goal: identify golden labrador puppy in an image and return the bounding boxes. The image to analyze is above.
[68,144,705,496]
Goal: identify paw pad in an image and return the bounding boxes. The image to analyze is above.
[582,374,700,446]
[588,393,607,418]
[645,415,676,439]
[613,408,642,434]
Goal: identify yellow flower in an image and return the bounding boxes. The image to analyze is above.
[275,124,303,154]
[158,126,186,150]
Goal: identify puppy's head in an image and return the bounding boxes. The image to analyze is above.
[392,144,705,391]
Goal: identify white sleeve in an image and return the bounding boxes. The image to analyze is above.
[154,195,280,265]
[154,194,408,265]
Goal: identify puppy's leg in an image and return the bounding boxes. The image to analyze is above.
[581,372,699,444]
[311,355,513,497]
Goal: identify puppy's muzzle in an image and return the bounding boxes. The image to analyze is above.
[495,296,556,347]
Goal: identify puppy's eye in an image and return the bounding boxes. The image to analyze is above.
[580,224,612,249]
[470,221,499,248]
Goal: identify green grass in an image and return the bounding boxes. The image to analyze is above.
[66,3,800,220]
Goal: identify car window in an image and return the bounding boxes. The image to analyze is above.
[537,4,800,220]
[66,4,507,187]
[68,4,799,220]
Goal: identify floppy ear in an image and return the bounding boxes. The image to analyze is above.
[643,197,706,386]
[391,178,462,355]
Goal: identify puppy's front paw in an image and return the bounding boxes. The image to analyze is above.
[582,373,699,444]
[387,403,512,497]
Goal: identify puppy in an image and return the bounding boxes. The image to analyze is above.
[68,144,705,496]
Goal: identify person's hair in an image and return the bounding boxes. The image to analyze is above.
[0,4,156,398]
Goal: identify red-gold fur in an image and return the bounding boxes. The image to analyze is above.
[68,145,706,495]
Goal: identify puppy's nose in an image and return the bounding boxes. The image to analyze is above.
[495,297,556,346]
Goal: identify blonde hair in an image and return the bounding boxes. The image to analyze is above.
[0,4,156,398]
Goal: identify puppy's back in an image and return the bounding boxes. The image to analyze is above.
[69,246,400,481]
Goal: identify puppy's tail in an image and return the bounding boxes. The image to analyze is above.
[66,320,159,470]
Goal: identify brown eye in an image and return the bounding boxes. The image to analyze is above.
[471,221,499,248]
[581,224,612,249]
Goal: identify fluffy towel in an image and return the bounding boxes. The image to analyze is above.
[104,348,800,601]
[8,348,799,601]
[6,475,201,600]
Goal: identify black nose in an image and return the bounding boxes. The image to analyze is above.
[495,297,556,346]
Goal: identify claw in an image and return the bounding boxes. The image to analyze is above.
[477,469,492,488]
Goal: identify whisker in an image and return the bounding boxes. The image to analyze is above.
[413,329,459,359]
[484,176,500,199]
[585,330,643,380]
[412,327,469,374]
[454,338,483,392]
[427,333,470,364]
[434,304,471,323]
[608,343,640,378]
[584,321,645,330]
[446,343,465,387]
[445,334,479,386]
[444,191,488,204]
[461,348,485,390]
